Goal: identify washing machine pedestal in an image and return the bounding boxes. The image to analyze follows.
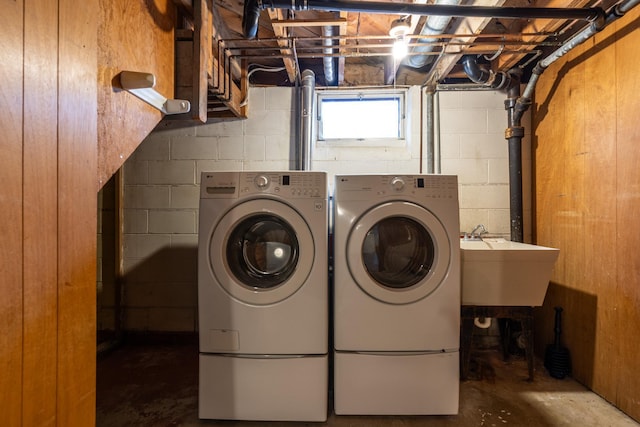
[199,353,328,421]
[333,350,459,415]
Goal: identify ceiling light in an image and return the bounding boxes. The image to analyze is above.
[389,18,411,60]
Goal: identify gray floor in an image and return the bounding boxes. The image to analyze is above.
[96,341,638,427]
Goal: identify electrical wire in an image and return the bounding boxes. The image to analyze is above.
[240,65,288,107]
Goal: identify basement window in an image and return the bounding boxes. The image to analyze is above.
[317,90,406,144]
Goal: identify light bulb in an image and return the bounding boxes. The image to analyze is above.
[389,18,411,60]
[393,36,409,60]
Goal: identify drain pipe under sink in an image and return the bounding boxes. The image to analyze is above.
[474,317,492,329]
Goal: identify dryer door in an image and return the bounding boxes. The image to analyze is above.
[208,199,314,305]
[347,201,451,304]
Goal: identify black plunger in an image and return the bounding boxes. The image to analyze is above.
[544,306,571,379]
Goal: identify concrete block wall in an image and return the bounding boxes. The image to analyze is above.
[101,86,531,332]
[439,90,532,240]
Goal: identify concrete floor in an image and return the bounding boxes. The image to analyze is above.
[96,341,638,427]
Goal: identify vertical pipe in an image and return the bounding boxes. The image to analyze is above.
[505,74,524,243]
[322,26,336,86]
[424,86,436,174]
[299,69,315,171]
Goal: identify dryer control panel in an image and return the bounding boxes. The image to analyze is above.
[201,171,327,199]
[335,174,458,201]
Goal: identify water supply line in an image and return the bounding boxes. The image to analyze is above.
[243,0,605,39]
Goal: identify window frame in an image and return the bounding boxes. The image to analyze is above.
[316,89,408,146]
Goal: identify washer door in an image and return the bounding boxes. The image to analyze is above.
[347,201,451,304]
[209,199,314,305]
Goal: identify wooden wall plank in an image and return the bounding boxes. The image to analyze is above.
[57,0,98,424]
[613,6,640,420]
[582,20,618,401]
[97,0,176,188]
[22,0,59,424]
[0,0,24,425]
[534,6,640,423]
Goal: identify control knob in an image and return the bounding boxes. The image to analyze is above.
[254,175,270,189]
[390,177,405,192]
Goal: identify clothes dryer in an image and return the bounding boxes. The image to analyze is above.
[198,171,328,421]
[333,174,460,415]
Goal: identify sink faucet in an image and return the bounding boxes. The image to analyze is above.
[463,224,488,240]
[471,224,487,237]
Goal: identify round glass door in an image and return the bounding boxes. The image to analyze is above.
[361,217,435,289]
[209,199,314,305]
[226,215,299,289]
[347,201,451,304]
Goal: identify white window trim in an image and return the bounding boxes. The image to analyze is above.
[316,89,408,147]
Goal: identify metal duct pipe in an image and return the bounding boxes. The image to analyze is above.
[299,69,315,170]
[423,86,437,173]
[243,0,605,38]
[322,26,336,85]
[406,0,461,69]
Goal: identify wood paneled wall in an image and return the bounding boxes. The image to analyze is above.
[1,0,98,425]
[1,0,176,424]
[533,6,640,422]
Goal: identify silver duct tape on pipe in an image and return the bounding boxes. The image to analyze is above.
[299,70,315,171]
[406,0,461,69]
[323,26,336,85]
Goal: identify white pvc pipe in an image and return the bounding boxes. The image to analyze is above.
[474,317,492,329]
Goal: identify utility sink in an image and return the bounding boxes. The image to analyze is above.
[460,238,560,306]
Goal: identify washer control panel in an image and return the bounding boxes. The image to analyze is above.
[201,171,327,199]
[335,174,458,201]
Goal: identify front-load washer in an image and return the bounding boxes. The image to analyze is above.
[198,171,328,421]
[333,174,460,415]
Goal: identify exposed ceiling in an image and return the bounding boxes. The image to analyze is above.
[206,0,619,88]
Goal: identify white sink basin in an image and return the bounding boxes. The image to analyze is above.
[460,238,560,306]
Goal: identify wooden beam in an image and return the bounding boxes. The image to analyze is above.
[268,9,298,84]
[193,0,210,122]
[213,75,247,118]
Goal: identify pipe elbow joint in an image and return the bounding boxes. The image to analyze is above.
[462,55,490,84]
[462,55,511,90]
[591,7,607,31]
[242,0,261,39]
